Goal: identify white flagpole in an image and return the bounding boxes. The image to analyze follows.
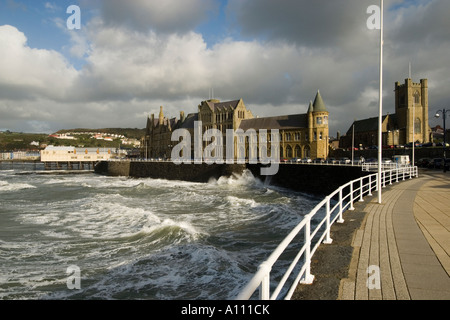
[377,0,384,204]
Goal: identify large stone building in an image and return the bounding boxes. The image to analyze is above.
[340,78,431,149]
[141,91,330,161]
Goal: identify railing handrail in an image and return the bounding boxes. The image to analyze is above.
[236,166,418,300]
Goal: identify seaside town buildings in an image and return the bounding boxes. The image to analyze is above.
[141,91,330,161]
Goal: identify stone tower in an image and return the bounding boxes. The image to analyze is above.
[309,90,329,159]
[394,79,430,144]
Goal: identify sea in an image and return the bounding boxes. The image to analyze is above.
[0,162,322,300]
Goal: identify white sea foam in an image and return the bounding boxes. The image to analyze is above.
[0,180,36,191]
[0,167,318,300]
[226,196,258,208]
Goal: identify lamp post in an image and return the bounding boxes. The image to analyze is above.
[377,0,384,204]
[435,109,448,172]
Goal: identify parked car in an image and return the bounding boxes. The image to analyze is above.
[340,157,351,164]
[421,142,434,148]
[436,142,450,147]
[302,157,312,163]
[429,158,443,169]
[405,142,421,148]
[417,158,431,167]
[327,157,337,164]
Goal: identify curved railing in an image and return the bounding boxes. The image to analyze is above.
[237,166,419,300]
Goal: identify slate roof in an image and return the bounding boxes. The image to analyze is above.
[205,100,241,111]
[313,90,327,112]
[346,114,398,135]
[239,114,308,131]
[178,113,198,129]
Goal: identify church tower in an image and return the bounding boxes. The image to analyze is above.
[394,79,430,144]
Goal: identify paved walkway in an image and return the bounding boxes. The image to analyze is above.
[339,171,450,300]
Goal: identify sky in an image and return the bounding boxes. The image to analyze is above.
[0,0,449,136]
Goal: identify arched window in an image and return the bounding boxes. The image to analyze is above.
[295,145,301,157]
[414,91,420,104]
[286,145,293,158]
[414,118,422,134]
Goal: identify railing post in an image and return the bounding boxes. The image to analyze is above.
[389,170,392,185]
[349,182,355,210]
[368,175,373,196]
[300,217,315,284]
[259,263,271,300]
[338,188,344,223]
[403,168,405,180]
[382,171,386,188]
[396,168,399,183]
[359,178,364,202]
[323,197,333,244]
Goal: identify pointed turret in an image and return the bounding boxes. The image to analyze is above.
[307,100,314,113]
[313,90,327,112]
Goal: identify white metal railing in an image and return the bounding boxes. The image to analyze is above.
[236,165,419,300]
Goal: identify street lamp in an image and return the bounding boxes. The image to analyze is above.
[435,109,448,172]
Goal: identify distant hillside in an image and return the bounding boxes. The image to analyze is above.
[55,128,145,139]
[0,132,49,151]
[0,128,145,151]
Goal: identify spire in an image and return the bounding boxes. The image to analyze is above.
[307,100,314,113]
[313,90,327,112]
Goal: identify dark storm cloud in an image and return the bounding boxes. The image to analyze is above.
[226,0,374,48]
[99,0,218,34]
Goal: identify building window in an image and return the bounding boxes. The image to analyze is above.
[316,117,323,125]
[415,118,422,134]
[414,91,420,104]
[323,116,328,124]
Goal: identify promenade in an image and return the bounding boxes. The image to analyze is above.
[293,170,450,300]
[341,170,450,299]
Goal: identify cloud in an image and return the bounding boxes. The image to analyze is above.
[0,25,78,101]
[44,2,60,12]
[99,0,218,34]
[1,0,449,137]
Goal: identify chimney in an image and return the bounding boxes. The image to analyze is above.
[159,106,164,126]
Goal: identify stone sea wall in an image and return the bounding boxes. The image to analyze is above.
[95,161,368,195]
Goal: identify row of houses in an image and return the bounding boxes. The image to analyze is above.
[0,151,40,161]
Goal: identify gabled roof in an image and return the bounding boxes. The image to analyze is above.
[204,99,241,112]
[239,114,308,131]
[178,113,198,129]
[346,115,397,135]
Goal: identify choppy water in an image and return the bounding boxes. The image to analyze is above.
[0,163,320,300]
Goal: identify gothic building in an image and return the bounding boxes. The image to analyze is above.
[340,78,431,149]
[141,91,330,161]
